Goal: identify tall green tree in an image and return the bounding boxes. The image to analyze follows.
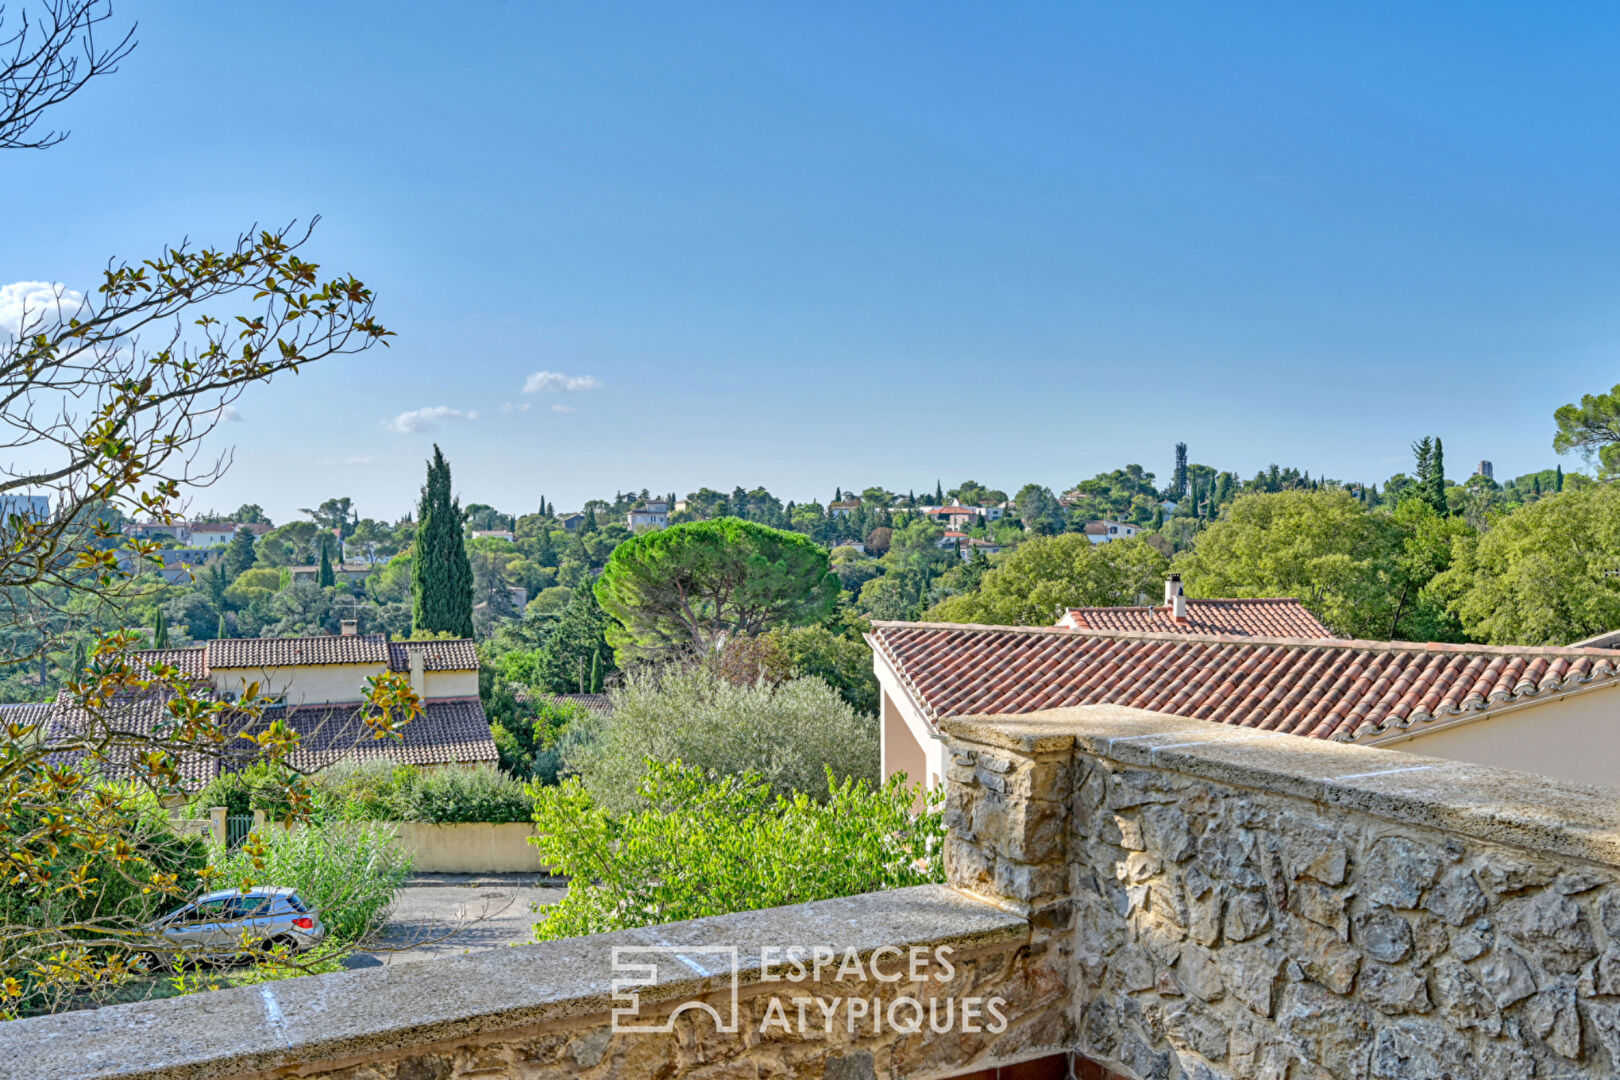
[1429,436,1447,513]
[152,608,169,649]
[596,518,839,662]
[223,526,258,581]
[411,444,474,637]
[316,533,336,588]
[534,581,616,693]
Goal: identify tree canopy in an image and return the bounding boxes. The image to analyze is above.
[595,517,838,661]
[1554,382,1620,477]
[1172,489,1403,638]
[924,533,1168,625]
[1432,484,1620,645]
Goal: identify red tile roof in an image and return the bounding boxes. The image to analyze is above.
[45,694,497,786]
[388,640,479,673]
[129,635,479,674]
[867,621,1620,743]
[207,634,390,668]
[259,699,497,771]
[1057,598,1334,639]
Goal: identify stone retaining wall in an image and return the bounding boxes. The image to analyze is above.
[943,705,1620,1080]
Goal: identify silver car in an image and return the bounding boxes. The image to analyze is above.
[143,886,327,965]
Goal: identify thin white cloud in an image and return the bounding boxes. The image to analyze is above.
[217,404,244,422]
[523,371,602,394]
[499,401,532,414]
[0,281,87,338]
[384,406,479,434]
[551,404,576,414]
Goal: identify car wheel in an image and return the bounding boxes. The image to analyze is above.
[260,935,298,958]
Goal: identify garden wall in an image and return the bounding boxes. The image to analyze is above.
[1,886,1068,1079]
[944,704,1620,1079]
[394,821,541,873]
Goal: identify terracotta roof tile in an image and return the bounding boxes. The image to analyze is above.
[1057,598,1335,639]
[255,699,497,771]
[869,621,1620,743]
[387,639,479,672]
[207,634,389,668]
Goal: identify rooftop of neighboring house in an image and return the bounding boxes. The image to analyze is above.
[926,504,977,515]
[187,521,274,534]
[288,562,373,574]
[130,633,478,674]
[46,633,493,783]
[867,619,1620,744]
[515,690,614,715]
[828,498,862,509]
[1057,597,1333,638]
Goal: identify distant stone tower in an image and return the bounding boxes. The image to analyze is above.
[1475,460,1494,480]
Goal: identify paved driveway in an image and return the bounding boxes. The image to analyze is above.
[349,873,567,967]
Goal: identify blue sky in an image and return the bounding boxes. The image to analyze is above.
[5,2,1620,522]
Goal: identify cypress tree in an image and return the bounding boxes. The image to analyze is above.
[935,480,944,504]
[152,608,169,649]
[317,535,335,588]
[1557,465,1565,491]
[1173,442,1189,498]
[216,613,229,640]
[583,506,597,532]
[590,650,602,693]
[1430,437,1446,513]
[411,444,475,638]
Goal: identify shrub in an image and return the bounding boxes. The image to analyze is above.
[190,761,533,825]
[207,822,411,945]
[562,664,878,812]
[529,760,943,940]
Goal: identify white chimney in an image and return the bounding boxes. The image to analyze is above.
[340,619,358,637]
[408,647,426,699]
[1165,574,1188,622]
[1164,574,1183,607]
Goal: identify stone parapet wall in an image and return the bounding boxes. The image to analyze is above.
[943,705,1620,1080]
[2,886,1067,1080]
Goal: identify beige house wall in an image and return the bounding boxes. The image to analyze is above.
[1372,679,1620,789]
[396,822,541,873]
[422,669,478,699]
[210,662,386,705]
[209,663,478,706]
[873,654,947,789]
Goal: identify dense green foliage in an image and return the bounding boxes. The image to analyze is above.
[595,517,840,662]
[195,762,533,824]
[1432,484,1620,645]
[528,760,943,940]
[412,445,474,637]
[924,534,1168,625]
[562,664,879,811]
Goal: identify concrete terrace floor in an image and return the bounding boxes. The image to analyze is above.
[348,873,567,967]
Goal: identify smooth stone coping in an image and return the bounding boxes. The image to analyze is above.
[942,704,1620,869]
[4,884,1024,1080]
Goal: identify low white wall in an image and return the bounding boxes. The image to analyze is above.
[395,822,542,873]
